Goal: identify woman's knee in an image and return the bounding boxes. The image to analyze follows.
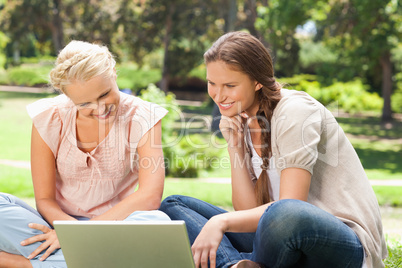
[0,192,14,204]
[258,199,323,239]
[160,195,184,210]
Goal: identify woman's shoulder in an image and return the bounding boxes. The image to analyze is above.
[274,88,325,118]
[26,94,73,119]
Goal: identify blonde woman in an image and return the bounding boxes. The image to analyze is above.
[160,32,387,268]
[0,41,169,268]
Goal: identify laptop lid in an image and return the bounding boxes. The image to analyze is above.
[54,220,195,268]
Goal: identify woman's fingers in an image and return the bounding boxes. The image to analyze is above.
[28,223,51,233]
[208,249,217,268]
[21,223,50,246]
[200,249,210,268]
[27,239,49,259]
[21,233,47,246]
[21,223,60,261]
[220,115,246,148]
[220,115,243,132]
[39,243,59,261]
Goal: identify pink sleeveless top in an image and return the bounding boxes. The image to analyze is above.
[26,92,167,218]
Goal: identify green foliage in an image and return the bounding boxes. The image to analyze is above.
[0,32,9,69]
[391,87,402,113]
[277,74,317,87]
[293,78,383,113]
[165,134,227,178]
[0,69,7,84]
[138,83,180,138]
[116,64,161,92]
[316,0,401,100]
[129,84,229,178]
[137,83,182,176]
[392,45,402,113]
[188,64,207,81]
[299,40,337,69]
[5,65,52,86]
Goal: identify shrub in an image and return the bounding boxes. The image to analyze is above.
[116,64,161,92]
[0,69,7,85]
[391,83,402,113]
[294,78,383,113]
[278,74,317,87]
[134,83,227,178]
[138,83,181,140]
[6,65,51,86]
[165,134,227,178]
[0,32,9,70]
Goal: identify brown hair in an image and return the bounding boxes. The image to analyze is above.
[204,31,282,206]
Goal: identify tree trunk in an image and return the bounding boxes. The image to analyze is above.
[160,4,174,93]
[244,0,270,49]
[244,0,258,37]
[13,41,20,65]
[50,0,64,54]
[224,0,237,32]
[379,50,393,122]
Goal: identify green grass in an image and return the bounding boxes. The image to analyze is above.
[0,91,57,160]
[373,186,402,207]
[163,179,232,209]
[385,238,402,268]
[0,165,34,197]
[349,138,402,178]
[337,116,402,139]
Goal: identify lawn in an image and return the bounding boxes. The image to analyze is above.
[0,90,401,267]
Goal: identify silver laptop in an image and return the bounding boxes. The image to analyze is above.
[54,220,195,268]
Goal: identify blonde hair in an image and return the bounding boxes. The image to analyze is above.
[49,40,116,93]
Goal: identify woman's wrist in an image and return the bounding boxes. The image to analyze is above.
[211,213,230,233]
[227,145,245,155]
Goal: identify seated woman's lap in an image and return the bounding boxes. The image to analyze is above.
[252,199,364,268]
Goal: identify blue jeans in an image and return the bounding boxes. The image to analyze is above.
[0,193,170,268]
[160,195,364,268]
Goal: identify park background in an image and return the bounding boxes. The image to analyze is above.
[0,0,401,266]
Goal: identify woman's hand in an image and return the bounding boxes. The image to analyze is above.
[219,114,247,149]
[21,223,60,261]
[192,215,227,268]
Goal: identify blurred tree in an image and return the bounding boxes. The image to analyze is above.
[117,0,221,92]
[63,0,119,47]
[221,0,237,32]
[255,0,313,76]
[0,0,64,58]
[0,31,9,69]
[316,0,401,122]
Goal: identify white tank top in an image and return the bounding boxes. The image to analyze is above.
[246,130,281,201]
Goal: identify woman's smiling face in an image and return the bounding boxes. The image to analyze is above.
[65,73,120,123]
[207,60,261,118]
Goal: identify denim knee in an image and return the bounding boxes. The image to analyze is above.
[160,195,182,210]
[258,199,326,241]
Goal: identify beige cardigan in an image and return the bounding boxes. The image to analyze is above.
[245,89,387,268]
